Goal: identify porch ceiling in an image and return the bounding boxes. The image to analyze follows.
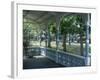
[23,10,89,26]
[23,10,68,24]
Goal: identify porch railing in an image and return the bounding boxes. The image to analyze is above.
[46,48,85,67]
[24,47,87,67]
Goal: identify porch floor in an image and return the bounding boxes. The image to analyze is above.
[23,56,65,69]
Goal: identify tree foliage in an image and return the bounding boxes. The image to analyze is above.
[60,14,86,54]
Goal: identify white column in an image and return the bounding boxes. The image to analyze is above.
[56,14,62,63]
[85,13,91,66]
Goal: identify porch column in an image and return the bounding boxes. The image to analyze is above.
[56,14,62,63]
[85,13,91,66]
[43,22,48,48]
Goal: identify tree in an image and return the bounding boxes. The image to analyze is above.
[60,14,86,56]
[60,15,75,51]
[47,21,56,48]
[75,15,86,56]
